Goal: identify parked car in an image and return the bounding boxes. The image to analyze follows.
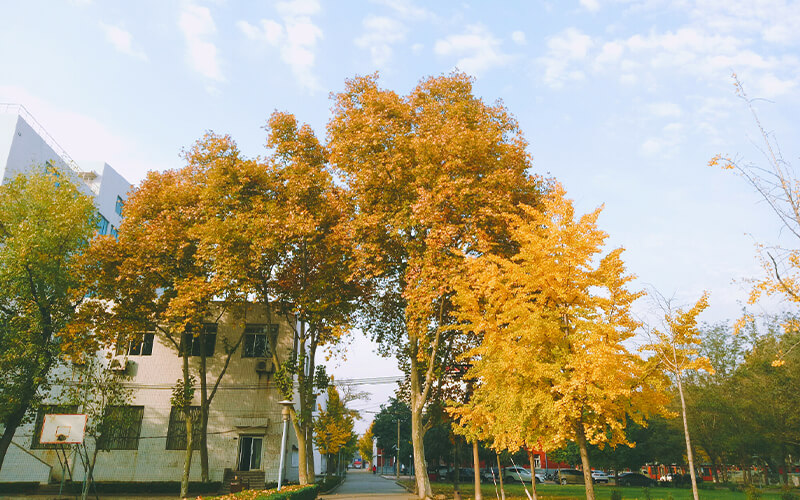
[617,472,656,487]
[504,466,545,484]
[591,470,609,484]
[446,468,476,482]
[481,467,501,483]
[556,469,585,485]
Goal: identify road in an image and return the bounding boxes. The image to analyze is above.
[322,468,415,500]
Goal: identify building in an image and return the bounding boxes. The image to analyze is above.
[0,104,130,234]
[0,105,324,488]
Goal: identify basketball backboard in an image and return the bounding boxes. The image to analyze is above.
[40,414,87,444]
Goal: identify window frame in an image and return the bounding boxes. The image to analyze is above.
[242,324,278,358]
[97,405,144,451]
[179,323,217,357]
[165,406,202,450]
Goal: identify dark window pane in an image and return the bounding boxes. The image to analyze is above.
[166,406,201,450]
[98,406,144,450]
[141,333,154,355]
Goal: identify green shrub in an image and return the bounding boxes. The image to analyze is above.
[642,486,651,500]
[0,482,40,493]
[746,484,762,500]
[781,486,799,500]
[59,481,222,495]
[610,489,622,500]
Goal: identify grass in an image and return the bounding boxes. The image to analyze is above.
[395,480,793,500]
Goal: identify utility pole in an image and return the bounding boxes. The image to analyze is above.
[396,418,400,478]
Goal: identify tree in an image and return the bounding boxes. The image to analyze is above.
[328,72,540,498]
[80,135,252,496]
[372,398,412,472]
[61,357,134,500]
[0,169,98,471]
[315,386,355,479]
[642,293,712,500]
[200,112,359,485]
[451,182,669,500]
[711,74,800,367]
[358,424,374,466]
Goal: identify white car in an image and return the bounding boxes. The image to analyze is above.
[591,470,610,484]
[503,466,546,484]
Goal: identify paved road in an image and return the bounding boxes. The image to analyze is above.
[322,469,415,500]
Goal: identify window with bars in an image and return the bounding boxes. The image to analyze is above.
[119,332,155,356]
[165,406,202,450]
[179,324,217,357]
[242,324,278,358]
[30,405,78,449]
[97,406,144,450]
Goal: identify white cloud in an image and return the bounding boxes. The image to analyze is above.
[647,102,682,118]
[372,0,432,20]
[434,24,514,76]
[354,16,407,67]
[580,0,601,12]
[511,30,527,45]
[538,28,594,88]
[411,43,424,53]
[237,0,323,92]
[99,22,148,61]
[178,2,224,82]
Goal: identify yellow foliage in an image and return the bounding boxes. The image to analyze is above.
[450,182,669,455]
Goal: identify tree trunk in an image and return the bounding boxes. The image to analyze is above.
[783,453,790,486]
[409,360,432,499]
[181,352,194,498]
[199,339,209,483]
[0,398,31,472]
[496,453,505,500]
[291,417,309,485]
[676,376,700,500]
[453,436,461,500]
[575,423,595,500]
[527,449,539,500]
[306,426,316,482]
[472,440,482,500]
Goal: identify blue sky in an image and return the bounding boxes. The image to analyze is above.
[3,0,799,421]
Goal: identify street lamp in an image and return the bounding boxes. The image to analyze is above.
[277,400,293,491]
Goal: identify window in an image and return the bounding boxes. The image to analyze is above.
[31,404,78,449]
[97,406,144,450]
[166,406,202,450]
[243,324,278,358]
[97,215,109,235]
[110,226,119,239]
[238,436,263,471]
[120,332,154,356]
[115,196,124,216]
[180,324,217,357]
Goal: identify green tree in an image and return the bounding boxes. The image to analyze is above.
[372,398,412,473]
[62,357,134,500]
[328,72,539,498]
[0,169,98,471]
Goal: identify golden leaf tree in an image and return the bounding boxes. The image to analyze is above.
[199,112,360,484]
[642,293,712,500]
[451,182,669,500]
[315,386,355,479]
[327,72,539,498]
[357,424,374,466]
[80,134,253,496]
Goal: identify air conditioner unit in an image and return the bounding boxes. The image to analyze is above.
[255,359,273,374]
[107,356,128,372]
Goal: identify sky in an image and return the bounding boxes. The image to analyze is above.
[2,0,800,431]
